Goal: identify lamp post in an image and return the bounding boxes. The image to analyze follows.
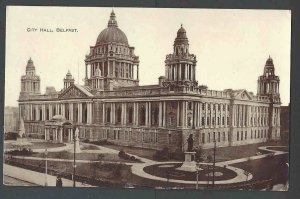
[44,148,48,186]
[72,127,76,187]
[212,139,216,188]
[196,161,200,189]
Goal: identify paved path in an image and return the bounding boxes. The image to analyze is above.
[4,164,93,187]
[130,145,288,185]
[6,143,288,186]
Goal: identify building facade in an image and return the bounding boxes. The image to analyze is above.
[18,11,281,151]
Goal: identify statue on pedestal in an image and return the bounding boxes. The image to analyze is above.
[73,127,81,153]
[187,134,193,152]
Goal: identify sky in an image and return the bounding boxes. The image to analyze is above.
[5,6,291,106]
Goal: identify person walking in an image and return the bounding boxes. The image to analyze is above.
[56,175,63,187]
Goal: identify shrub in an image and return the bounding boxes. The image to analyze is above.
[7,148,33,156]
[82,139,90,143]
[169,149,184,161]
[90,139,114,146]
[118,149,140,162]
[153,147,169,161]
[195,146,204,162]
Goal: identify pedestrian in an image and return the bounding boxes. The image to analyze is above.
[56,175,63,187]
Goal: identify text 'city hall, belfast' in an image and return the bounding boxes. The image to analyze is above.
[18,11,281,151]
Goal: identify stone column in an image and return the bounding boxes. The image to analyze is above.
[183,101,187,127]
[163,101,166,127]
[133,102,136,126]
[35,105,39,121]
[102,103,105,124]
[44,128,47,141]
[59,128,63,143]
[55,128,58,143]
[42,104,46,121]
[145,102,148,126]
[148,102,151,126]
[136,65,139,80]
[123,103,127,125]
[49,104,53,119]
[159,102,162,127]
[177,101,180,127]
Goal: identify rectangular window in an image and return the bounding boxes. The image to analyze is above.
[208,133,211,143]
[245,131,247,140]
[202,133,205,144]
[218,132,221,142]
[201,117,205,126]
[223,132,226,141]
[241,131,243,140]
[237,131,239,141]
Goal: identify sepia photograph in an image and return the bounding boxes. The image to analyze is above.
[4,6,290,190]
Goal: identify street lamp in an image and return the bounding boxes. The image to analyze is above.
[195,161,200,189]
[212,139,216,188]
[45,148,48,186]
[72,126,77,187]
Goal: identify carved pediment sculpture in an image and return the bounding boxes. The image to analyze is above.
[59,85,89,99]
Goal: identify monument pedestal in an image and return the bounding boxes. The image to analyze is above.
[177,151,202,172]
[73,139,81,153]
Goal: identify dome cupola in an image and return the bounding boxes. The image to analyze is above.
[174,24,189,46]
[96,11,129,45]
[26,57,35,71]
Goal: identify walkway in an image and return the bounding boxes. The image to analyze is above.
[6,143,288,186]
[4,164,93,187]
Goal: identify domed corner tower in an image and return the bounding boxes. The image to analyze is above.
[161,25,198,92]
[19,57,41,99]
[257,56,281,140]
[63,70,75,90]
[84,10,140,91]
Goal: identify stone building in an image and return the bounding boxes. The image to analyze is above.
[4,106,19,133]
[280,104,289,141]
[18,11,281,151]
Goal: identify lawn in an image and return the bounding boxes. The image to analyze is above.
[202,141,288,162]
[31,151,140,163]
[4,141,65,150]
[230,153,289,187]
[98,144,157,160]
[101,140,288,162]
[143,163,237,181]
[5,158,132,186]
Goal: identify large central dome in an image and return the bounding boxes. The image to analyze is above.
[96,11,128,45]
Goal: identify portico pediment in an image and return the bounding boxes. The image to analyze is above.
[233,89,253,101]
[59,84,92,99]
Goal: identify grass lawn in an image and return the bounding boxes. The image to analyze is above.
[202,141,288,162]
[100,144,157,160]
[143,163,237,181]
[4,142,65,150]
[31,151,140,163]
[101,140,288,162]
[231,153,289,185]
[5,158,132,186]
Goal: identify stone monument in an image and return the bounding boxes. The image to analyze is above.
[177,134,202,172]
[73,128,81,153]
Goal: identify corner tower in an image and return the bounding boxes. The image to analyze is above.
[20,57,41,98]
[257,56,280,100]
[257,56,281,140]
[63,70,75,90]
[84,10,140,91]
[162,25,197,90]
